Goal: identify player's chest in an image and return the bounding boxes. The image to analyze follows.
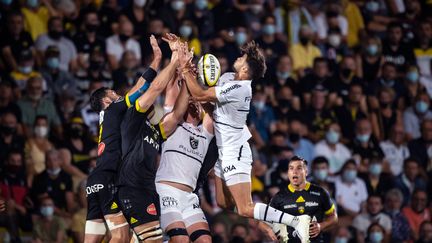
[140,124,162,151]
[281,193,321,215]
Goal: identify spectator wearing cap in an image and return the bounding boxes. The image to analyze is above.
[21,0,58,40]
[383,188,410,242]
[286,119,315,164]
[0,81,22,122]
[333,55,363,103]
[290,25,322,78]
[249,89,276,143]
[394,157,427,206]
[299,58,334,107]
[408,119,432,170]
[35,16,78,72]
[1,11,35,71]
[350,118,384,168]
[370,87,401,141]
[314,122,352,174]
[17,76,62,137]
[402,189,431,241]
[9,49,43,92]
[106,17,141,70]
[0,112,25,165]
[40,45,79,100]
[414,21,432,77]
[379,123,410,176]
[355,35,384,84]
[403,93,432,140]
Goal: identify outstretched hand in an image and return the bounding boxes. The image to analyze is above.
[162,33,180,51]
[150,34,162,61]
[178,42,194,69]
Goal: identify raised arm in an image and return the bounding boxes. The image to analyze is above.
[160,80,190,137]
[163,72,181,112]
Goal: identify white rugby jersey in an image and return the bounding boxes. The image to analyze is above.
[156,122,213,190]
[213,72,252,147]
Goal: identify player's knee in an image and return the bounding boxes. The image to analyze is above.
[170,235,190,243]
[190,229,211,243]
[110,227,130,242]
[166,227,188,242]
[134,224,163,242]
[193,234,211,243]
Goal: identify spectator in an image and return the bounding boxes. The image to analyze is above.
[106,17,141,70]
[365,222,385,243]
[191,0,215,41]
[350,118,384,167]
[140,18,171,65]
[0,82,22,122]
[290,25,322,77]
[57,91,78,125]
[1,11,35,71]
[332,225,356,243]
[321,28,350,69]
[368,62,406,102]
[299,58,334,106]
[9,49,42,92]
[0,112,25,165]
[32,196,67,243]
[383,188,410,242]
[286,119,315,164]
[417,221,432,243]
[120,0,150,38]
[24,115,53,186]
[35,16,78,72]
[314,122,352,174]
[17,77,61,137]
[356,35,384,84]
[281,2,316,45]
[352,195,392,241]
[97,0,120,38]
[71,180,87,243]
[230,223,248,242]
[269,55,297,92]
[309,156,335,198]
[21,0,56,40]
[159,0,192,34]
[249,89,275,143]
[408,119,432,170]
[403,93,432,140]
[402,65,427,108]
[315,3,348,41]
[178,19,202,56]
[380,123,410,176]
[394,157,427,206]
[358,157,393,197]
[414,20,432,77]
[402,189,431,241]
[342,0,365,48]
[333,55,363,104]
[112,50,143,94]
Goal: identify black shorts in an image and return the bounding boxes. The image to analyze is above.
[117,186,160,228]
[86,172,120,220]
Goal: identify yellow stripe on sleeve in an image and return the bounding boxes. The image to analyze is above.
[135,100,148,113]
[325,204,335,215]
[159,123,167,140]
[125,94,132,108]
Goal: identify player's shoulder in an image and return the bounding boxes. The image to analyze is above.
[307,182,330,196]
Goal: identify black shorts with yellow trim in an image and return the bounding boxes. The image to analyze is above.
[86,172,121,220]
[118,186,161,228]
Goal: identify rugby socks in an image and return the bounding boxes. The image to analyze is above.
[253,203,296,226]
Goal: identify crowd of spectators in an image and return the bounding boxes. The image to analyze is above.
[0,0,432,242]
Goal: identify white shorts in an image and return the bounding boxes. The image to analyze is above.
[214,142,252,185]
[155,183,207,231]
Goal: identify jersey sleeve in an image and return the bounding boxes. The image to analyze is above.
[156,122,168,142]
[320,187,335,216]
[269,192,284,211]
[109,97,129,114]
[215,83,245,103]
[121,102,154,154]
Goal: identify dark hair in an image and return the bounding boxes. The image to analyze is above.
[7,149,23,160]
[366,222,385,235]
[240,41,267,80]
[387,21,403,31]
[382,61,397,70]
[48,16,62,29]
[403,157,419,167]
[34,115,48,125]
[339,159,356,174]
[7,11,23,21]
[90,87,109,112]
[288,155,308,166]
[313,57,328,67]
[312,156,329,167]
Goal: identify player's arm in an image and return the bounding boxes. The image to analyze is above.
[163,72,181,113]
[159,80,189,137]
[202,112,214,135]
[310,190,338,238]
[125,35,162,107]
[182,70,217,102]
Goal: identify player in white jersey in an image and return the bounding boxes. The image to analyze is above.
[155,72,214,243]
[180,41,311,242]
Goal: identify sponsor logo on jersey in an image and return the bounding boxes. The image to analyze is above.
[178,144,204,158]
[310,191,321,196]
[147,203,157,215]
[86,184,104,195]
[193,203,201,209]
[284,204,297,209]
[162,197,179,207]
[298,206,305,214]
[98,142,105,156]
[144,135,160,150]
[130,217,138,224]
[223,165,236,173]
[110,202,118,210]
[220,84,241,95]
[296,196,305,203]
[305,201,319,207]
[190,136,199,149]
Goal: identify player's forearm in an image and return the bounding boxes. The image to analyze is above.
[172,83,190,121]
[320,214,338,231]
[183,71,206,99]
[150,54,162,71]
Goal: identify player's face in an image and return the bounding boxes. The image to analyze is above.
[104,89,121,108]
[288,160,307,186]
[233,54,247,73]
[187,99,201,120]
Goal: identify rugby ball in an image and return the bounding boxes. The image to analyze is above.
[198,54,221,87]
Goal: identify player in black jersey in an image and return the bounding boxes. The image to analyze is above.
[116,37,192,242]
[269,156,338,243]
[84,35,161,243]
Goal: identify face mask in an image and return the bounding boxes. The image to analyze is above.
[299,36,309,45]
[328,34,341,47]
[250,4,263,14]
[341,68,352,79]
[369,163,382,176]
[366,1,379,12]
[314,169,328,181]
[86,23,98,33]
[334,237,349,243]
[235,32,247,46]
[171,0,185,11]
[179,25,192,38]
[27,0,38,8]
[366,44,379,56]
[90,61,104,70]
[263,24,276,35]
[2,0,12,6]
[326,130,340,144]
[48,30,62,40]
[289,133,300,143]
[134,0,146,7]
[406,71,419,83]
[46,57,60,69]
[34,126,48,137]
[70,127,83,138]
[277,71,290,80]
[19,66,32,74]
[8,165,22,174]
[369,232,383,242]
[416,101,429,114]
[47,168,61,176]
[379,101,391,109]
[119,34,129,42]
[29,93,42,102]
[1,125,16,135]
[40,206,54,217]
[343,169,357,182]
[195,0,207,10]
[253,101,265,111]
[356,133,370,143]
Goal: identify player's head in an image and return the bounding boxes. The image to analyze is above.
[185,98,203,123]
[233,41,266,81]
[90,87,121,112]
[287,155,308,187]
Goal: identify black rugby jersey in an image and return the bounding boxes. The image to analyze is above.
[118,104,166,190]
[270,182,335,243]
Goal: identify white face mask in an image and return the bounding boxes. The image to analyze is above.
[34,126,48,137]
[134,0,146,7]
[328,34,341,47]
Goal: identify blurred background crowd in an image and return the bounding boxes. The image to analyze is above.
[0,0,432,242]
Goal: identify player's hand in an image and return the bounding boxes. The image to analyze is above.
[309,221,321,238]
[150,35,162,62]
[178,43,194,68]
[162,33,180,51]
[0,199,5,212]
[257,222,278,242]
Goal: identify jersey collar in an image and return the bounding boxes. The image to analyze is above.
[288,181,311,192]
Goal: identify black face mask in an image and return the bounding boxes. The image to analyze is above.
[86,24,99,33]
[341,68,352,79]
[278,99,291,109]
[289,133,300,143]
[89,61,104,71]
[1,125,16,136]
[70,127,84,138]
[7,164,21,174]
[49,30,62,40]
[380,101,391,109]
[119,34,129,42]
[299,37,309,45]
